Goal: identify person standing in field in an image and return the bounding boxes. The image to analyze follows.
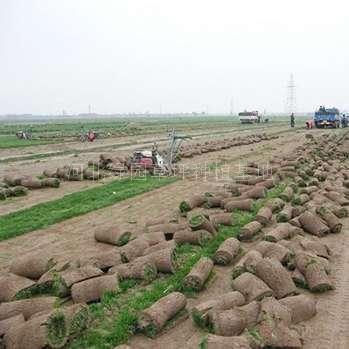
[290,113,295,128]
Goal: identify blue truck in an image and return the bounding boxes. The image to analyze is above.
[314,106,340,128]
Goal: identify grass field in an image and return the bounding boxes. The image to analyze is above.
[68,184,285,349]
[0,176,177,240]
[0,115,300,149]
[0,135,58,149]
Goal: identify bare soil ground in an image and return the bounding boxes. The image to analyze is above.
[0,128,348,349]
[0,129,304,268]
[0,124,293,215]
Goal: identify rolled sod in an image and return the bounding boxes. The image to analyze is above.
[243,250,263,274]
[146,247,177,273]
[237,301,260,329]
[298,211,330,237]
[71,274,119,303]
[294,176,306,187]
[46,303,89,348]
[78,249,122,270]
[201,334,252,349]
[266,198,285,213]
[324,191,349,206]
[9,186,28,197]
[0,273,35,302]
[290,268,308,289]
[174,228,212,246]
[210,308,247,336]
[224,199,253,212]
[304,262,333,292]
[327,204,348,218]
[223,183,241,196]
[0,314,25,337]
[255,315,302,348]
[20,177,43,189]
[10,253,57,280]
[110,257,157,284]
[138,292,187,337]
[254,241,293,265]
[209,213,233,228]
[3,175,24,187]
[280,294,317,324]
[291,205,306,217]
[120,238,150,262]
[238,221,262,241]
[94,227,131,246]
[279,186,294,202]
[214,238,241,265]
[276,206,293,222]
[241,186,266,199]
[264,223,301,242]
[259,296,292,325]
[0,296,58,321]
[255,207,272,226]
[179,194,207,213]
[316,206,343,233]
[3,312,50,349]
[189,214,216,235]
[41,178,60,188]
[183,257,214,291]
[299,186,318,195]
[146,223,188,236]
[191,291,245,328]
[143,239,175,254]
[290,211,305,225]
[38,265,104,297]
[292,193,310,205]
[205,196,223,208]
[256,178,277,190]
[299,239,331,259]
[140,231,166,246]
[255,258,297,299]
[232,272,273,302]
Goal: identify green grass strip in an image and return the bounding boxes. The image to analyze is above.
[68,183,285,349]
[0,176,177,240]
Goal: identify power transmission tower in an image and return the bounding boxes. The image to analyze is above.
[230,97,234,115]
[286,74,296,115]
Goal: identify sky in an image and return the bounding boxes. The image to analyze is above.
[1,0,348,115]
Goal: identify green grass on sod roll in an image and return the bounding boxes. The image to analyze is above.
[0,176,178,240]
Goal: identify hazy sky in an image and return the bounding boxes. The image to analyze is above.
[1,0,348,115]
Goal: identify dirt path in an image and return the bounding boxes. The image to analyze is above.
[300,218,349,349]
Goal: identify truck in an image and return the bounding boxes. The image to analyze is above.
[238,111,260,124]
[314,106,340,128]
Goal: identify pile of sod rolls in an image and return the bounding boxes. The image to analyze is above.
[3,175,60,190]
[0,181,28,201]
[178,133,278,159]
[187,132,349,349]
[1,132,348,348]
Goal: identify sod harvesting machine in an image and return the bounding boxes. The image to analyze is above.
[129,129,191,175]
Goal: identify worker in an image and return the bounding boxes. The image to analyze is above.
[341,114,347,128]
[306,120,314,129]
[290,113,295,128]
